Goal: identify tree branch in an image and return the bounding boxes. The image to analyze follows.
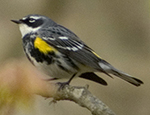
[50,84,116,115]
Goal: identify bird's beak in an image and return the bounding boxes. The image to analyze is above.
[11,19,22,24]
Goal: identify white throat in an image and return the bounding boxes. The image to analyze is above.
[19,24,41,37]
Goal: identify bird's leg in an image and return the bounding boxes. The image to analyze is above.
[67,73,76,84]
[57,73,76,90]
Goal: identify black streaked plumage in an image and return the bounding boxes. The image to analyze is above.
[11,14,143,86]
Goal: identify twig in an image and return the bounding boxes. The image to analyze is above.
[53,84,116,115]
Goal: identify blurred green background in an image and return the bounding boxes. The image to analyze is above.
[0,0,150,115]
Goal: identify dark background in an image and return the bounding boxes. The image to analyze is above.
[0,0,149,115]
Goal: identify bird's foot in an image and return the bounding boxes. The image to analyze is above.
[57,81,69,91]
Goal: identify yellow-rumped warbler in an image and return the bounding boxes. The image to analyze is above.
[11,14,143,86]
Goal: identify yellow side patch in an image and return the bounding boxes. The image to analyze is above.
[92,51,101,58]
[34,37,56,54]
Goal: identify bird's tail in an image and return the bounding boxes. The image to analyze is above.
[98,60,143,86]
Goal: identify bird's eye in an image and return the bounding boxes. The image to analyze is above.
[29,18,35,23]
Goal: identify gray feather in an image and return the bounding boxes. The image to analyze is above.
[99,60,143,86]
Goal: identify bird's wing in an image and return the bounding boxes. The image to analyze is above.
[38,25,102,70]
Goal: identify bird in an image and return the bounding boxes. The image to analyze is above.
[11,14,143,86]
